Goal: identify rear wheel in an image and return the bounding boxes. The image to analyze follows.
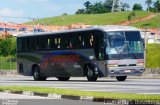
[57,77,70,81]
[116,76,127,81]
[86,65,98,81]
[33,66,46,81]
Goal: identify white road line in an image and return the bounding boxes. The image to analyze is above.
[138,93,160,95]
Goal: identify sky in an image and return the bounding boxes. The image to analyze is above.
[0,0,157,23]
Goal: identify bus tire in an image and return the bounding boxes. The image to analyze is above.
[33,66,46,81]
[86,65,98,81]
[116,76,127,81]
[57,77,70,81]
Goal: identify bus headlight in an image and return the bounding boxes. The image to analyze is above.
[136,63,144,66]
[107,64,118,67]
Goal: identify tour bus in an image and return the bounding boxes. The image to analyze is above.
[17,25,144,81]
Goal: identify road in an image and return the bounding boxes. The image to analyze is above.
[0,76,160,94]
[0,93,104,105]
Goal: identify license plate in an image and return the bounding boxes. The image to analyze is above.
[124,70,131,73]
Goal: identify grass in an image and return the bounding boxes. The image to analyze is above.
[27,11,152,26]
[131,13,160,28]
[146,44,160,68]
[0,86,159,100]
[0,56,16,70]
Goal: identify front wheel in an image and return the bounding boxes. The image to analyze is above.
[116,76,127,81]
[33,66,46,81]
[57,77,70,81]
[86,65,98,81]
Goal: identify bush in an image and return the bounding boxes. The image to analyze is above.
[0,37,16,56]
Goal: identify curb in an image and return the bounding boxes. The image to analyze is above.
[1,90,159,105]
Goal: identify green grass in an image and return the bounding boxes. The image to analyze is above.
[0,56,16,70]
[0,86,159,100]
[146,44,160,68]
[131,14,160,28]
[28,11,152,26]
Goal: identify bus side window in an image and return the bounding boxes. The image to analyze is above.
[52,36,61,49]
[26,38,30,51]
[37,36,47,50]
[50,37,54,49]
[81,35,85,47]
[77,33,83,48]
[30,37,37,51]
[61,34,70,49]
[47,37,51,49]
[69,38,73,48]
[58,37,61,49]
[90,34,94,47]
[55,38,58,48]
[82,32,94,48]
[78,35,82,47]
[72,32,82,49]
[22,38,27,51]
[17,38,22,52]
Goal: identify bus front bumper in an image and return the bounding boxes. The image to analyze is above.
[106,66,144,77]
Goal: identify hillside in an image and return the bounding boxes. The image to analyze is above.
[131,14,160,28]
[28,11,152,26]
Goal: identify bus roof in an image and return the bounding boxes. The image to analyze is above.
[17,25,140,37]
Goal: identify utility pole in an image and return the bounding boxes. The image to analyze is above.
[144,27,148,68]
[28,17,35,32]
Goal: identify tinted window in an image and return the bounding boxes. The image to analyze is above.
[37,36,48,50]
[125,31,141,41]
[17,38,22,51]
[30,37,37,50]
[73,31,95,49]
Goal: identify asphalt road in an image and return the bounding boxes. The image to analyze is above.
[0,76,160,94]
[0,93,105,105]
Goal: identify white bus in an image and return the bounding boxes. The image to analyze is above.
[17,25,144,81]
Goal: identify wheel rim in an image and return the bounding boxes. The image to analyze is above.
[34,69,39,79]
[87,66,93,77]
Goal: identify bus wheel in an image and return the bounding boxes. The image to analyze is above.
[116,76,127,81]
[33,66,46,81]
[57,77,70,81]
[86,65,97,81]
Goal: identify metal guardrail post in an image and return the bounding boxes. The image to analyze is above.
[144,27,148,68]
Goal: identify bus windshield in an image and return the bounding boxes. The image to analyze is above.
[105,31,144,60]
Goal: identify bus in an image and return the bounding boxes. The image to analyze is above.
[17,25,144,81]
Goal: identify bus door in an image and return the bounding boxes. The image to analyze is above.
[93,30,106,76]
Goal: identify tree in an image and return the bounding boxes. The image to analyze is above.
[75,0,131,14]
[132,3,143,11]
[121,3,130,11]
[131,11,136,17]
[153,0,160,12]
[104,0,113,11]
[76,9,86,14]
[128,12,136,24]
[62,13,68,15]
[145,0,152,11]
[84,1,91,8]
[86,1,109,14]
[0,37,16,56]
